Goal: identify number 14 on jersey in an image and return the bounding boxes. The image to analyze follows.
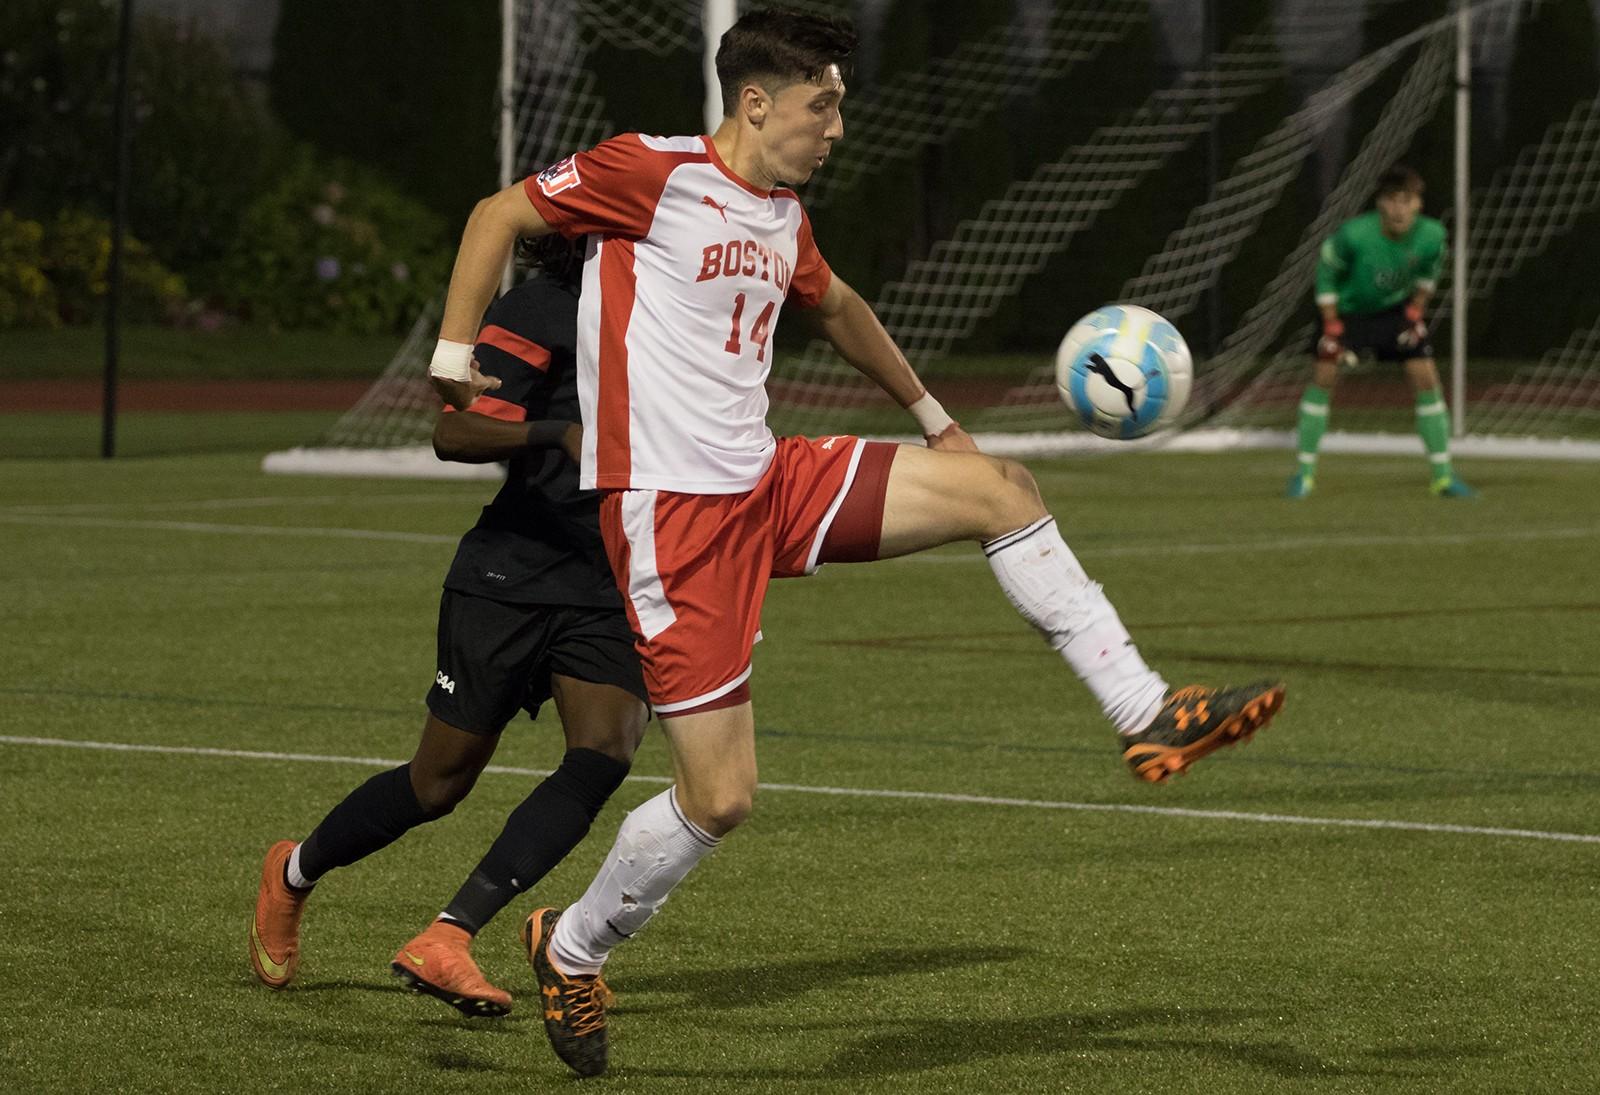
[724,293,776,362]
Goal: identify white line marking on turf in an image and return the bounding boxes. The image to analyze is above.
[4,511,1596,560]
[0,492,475,515]
[892,524,1600,562]
[5,734,1596,846]
[0,513,457,544]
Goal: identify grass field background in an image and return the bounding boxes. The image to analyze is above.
[3,440,1598,1092]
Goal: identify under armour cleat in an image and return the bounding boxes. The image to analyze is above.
[1430,476,1477,499]
[1122,682,1286,783]
[1284,471,1315,499]
[523,907,609,1077]
[249,840,309,989]
[390,919,512,1017]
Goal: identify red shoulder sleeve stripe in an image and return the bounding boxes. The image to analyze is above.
[457,395,528,423]
[476,325,553,372]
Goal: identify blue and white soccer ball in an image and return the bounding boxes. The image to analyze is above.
[1055,305,1193,439]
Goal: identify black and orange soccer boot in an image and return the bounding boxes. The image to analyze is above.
[522,907,610,1078]
[1121,681,1286,783]
[249,840,309,989]
[390,919,513,1017]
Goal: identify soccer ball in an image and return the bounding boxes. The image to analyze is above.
[1055,305,1193,439]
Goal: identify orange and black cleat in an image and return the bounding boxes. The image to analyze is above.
[390,919,512,1018]
[249,840,309,989]
[1122,681,1286,782]
[522,907,610,1077]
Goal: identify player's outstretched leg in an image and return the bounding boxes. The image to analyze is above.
[249,840,310,988]
[1120,681,1286,782]
[876,445,1286,779]
[390,920,512,1017]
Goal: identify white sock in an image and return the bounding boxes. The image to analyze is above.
[984,517,1168,734]
[285,843,313,890]
[549,787,719,976]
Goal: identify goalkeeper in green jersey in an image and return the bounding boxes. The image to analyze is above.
[1286,165,1475,499]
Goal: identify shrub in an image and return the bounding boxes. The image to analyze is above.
[0,208,185,329]
[215,152,450,334]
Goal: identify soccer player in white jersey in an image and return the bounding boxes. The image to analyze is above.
[426,8,1285,1077]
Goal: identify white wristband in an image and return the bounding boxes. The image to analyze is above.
[907,391,955,436]
[428,339,473,383]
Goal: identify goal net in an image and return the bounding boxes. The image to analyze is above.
[266,0,1600,478]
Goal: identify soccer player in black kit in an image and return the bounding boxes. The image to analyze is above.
[249,236,649,1017]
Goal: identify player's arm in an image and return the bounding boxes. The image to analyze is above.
[1314,228,1351,358]
[1400,231,1444,350]
[803,274,976,452]
[430,185,555,410]
[433,411,581,465]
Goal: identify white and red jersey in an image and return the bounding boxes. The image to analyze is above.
[524,133,833,493]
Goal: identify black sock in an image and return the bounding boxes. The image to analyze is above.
[297,764,436,883]
[441,749,629,934]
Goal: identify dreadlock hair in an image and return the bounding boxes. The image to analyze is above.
[517,232,585,293]
[715,7,857,116]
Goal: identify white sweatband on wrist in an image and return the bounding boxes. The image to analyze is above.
[428,339,473,383]
[907,391,955,436]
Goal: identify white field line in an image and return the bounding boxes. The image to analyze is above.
[1,511,1595,559]
[3,734,1596,846]
[0,492,476,515]
[0,513,457,545]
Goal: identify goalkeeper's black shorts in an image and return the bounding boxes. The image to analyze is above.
[1307,302,1434,363]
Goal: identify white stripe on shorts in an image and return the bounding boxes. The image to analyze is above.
[619,490,677,641]
[803,438,868,575]
[653,663,753,715]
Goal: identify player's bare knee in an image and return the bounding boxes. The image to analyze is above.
[410,769,477,818]
[686,791,753,837]
[982,456,1046,535]
[565,716,647,764]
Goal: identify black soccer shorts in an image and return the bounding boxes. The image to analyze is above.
[426,589,647,735]
[1308,302,1434,363]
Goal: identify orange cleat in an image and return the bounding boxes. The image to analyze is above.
[390,920,512,1018]
[1122,681,1286,782]
[522,907,610,1077]
[249,840,309,989]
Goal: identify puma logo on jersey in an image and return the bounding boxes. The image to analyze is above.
[435,671,457,694]
[820,436,843,450]
[696,239,793,292]
[700,195,729,222]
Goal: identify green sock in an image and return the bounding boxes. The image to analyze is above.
[1414,388,1453,482]
[1294,384,1331,477]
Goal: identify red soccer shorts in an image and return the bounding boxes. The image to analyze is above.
[599,435,898,715]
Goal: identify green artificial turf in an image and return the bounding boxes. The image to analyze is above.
[1,449,1597,1092]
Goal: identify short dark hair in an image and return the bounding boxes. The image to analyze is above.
[715,7,857,117]
[517,232,585,293]
[1377,165,1424,197]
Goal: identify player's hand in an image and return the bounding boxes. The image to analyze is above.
[1397,303,1428,351]
[431,362,502,411]
[926,422,978,452]
[1316,317,1346,363]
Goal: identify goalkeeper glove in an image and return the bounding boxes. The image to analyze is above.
[1397,302,1429,352]
[1316,317,1346,362]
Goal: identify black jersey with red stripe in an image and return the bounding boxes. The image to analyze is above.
[442,275,622,609]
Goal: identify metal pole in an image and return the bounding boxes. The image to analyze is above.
[703,0,737,133]
[499,0,516,293]
[103,0,135,459]
[1451,0,1470,438]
